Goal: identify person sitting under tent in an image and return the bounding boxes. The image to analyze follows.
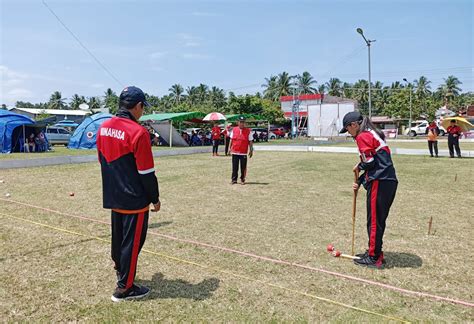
[27,133,36,152]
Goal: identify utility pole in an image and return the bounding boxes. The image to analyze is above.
[356,28,375,119]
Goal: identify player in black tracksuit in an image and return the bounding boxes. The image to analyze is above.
[97,86,161,301]
[340,112,398,269]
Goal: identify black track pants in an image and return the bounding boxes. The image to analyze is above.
[365,180,397,257]
[448,136,461,157]
[428,140,438,156]
[231,154,247,182]
[111,210,149,289]
[212,140,219,154]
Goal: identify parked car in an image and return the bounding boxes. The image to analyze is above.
[270,127,286,138]
[46,126,71,146]
[403,120,446,137]
[250,128,277,141]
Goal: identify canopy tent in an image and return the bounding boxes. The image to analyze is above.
[140,112,205,123]
[68,112,113,149]
[0,110,47,153]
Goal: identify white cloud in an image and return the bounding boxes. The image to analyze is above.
[181,53,212,60]
[90,83,104,89]
[0,66,33,105]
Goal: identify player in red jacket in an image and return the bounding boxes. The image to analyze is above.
[97,86,161,302]
[228,116,253,184]
[446,119,462,158]
[340,111,398,269]
[211,124,222,156]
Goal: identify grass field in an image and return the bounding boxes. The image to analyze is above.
[1,152,473,322]
[263,138,474,150]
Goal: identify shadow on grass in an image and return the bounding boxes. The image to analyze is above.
[148,221,173,229]
[384,252,423,268]
[243,182,269,185]
[138,273,220,301]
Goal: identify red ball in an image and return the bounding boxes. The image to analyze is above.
[327,244,334,252]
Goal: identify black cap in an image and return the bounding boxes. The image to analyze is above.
[339,111,363,133]
[120,86,150,108]
[238,116,246,121]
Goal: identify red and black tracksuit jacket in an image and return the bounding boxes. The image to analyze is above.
[355,130,398,258]
[97,109,159,289]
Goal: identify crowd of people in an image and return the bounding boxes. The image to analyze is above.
[19,131,48,153]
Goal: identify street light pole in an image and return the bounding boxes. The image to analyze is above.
[356,28,375,119]
[403,78,413,136]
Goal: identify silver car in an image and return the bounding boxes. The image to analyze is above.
[46,126,71,146]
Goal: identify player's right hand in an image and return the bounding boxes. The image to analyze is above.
[151,202,161,212]
[352,182,360,191]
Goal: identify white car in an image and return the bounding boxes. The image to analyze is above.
[46,126,71,145]
[404,120,446,137]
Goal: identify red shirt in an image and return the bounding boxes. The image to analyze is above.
[447,125,461,136]
[211,126,221,140]
[230,127,251,154]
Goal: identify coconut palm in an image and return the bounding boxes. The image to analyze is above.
[169,84,184,104]
[316,84,326,94]
[297,71,317,94]
[275,72,294,98]
[326,78,342,97]
[262,75,278,101]
[104,88,118,113]
[88,96,102,110]
[186,86,198,105]
[414,76,432,98]
[48,91,66,109]
[209,86,226,109]
[70,94,86,110]
[196,83,209,103]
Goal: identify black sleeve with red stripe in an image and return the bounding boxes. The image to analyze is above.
[134,130,159,204]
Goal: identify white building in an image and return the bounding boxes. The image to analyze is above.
[280,94,357,137]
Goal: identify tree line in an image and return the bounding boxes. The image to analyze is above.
[9,72,474,123]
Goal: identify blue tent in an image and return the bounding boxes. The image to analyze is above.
[0,110,42,153]
[68,112,113,149]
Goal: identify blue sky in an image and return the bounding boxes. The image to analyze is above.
[1,0,472,106]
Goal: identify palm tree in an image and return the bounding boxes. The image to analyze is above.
[209,86,226,110]
[48,91,66,109]
[70,94,86,110]
[342,82,353,98]
[437,76,462,106]
[316,84,326,94]
[326,78,342,97]
[186,86,198,105]
[353,79,369,114]
[196,83,209,103]
[275,72,294,98]
[390,81,402,89]
[104,88,118,113]
[88,96,102,110]
[169,84,184,104]
[297,71,317,94]
[262,75,278,101]
[414,76,432,98]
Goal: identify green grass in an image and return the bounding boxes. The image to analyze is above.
[1,152,473,321]
[259,138,474,150]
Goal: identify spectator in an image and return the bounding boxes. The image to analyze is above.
[211,124,221,156]
[27,133,36,152]
[447,119,462,158]
[253,131,259,142]
[425,121,440,157]
[36,131,47,152]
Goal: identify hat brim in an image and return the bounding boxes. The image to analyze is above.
[339,126,347,134]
